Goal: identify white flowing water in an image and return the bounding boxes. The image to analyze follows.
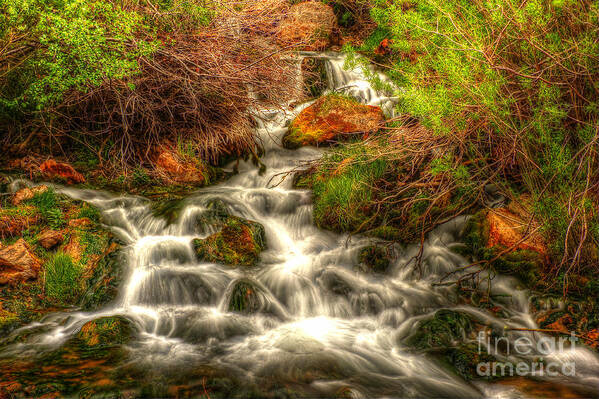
[3,52,598,398]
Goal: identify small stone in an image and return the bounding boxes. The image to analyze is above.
[37,229,64,249]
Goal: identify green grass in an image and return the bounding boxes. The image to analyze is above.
[311,144,388,231]
[44,252,83,303]
[76,204,101,223]
[30,188,66,229]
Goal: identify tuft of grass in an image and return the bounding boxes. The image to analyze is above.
[31,188,65,229]
[310,143,388,231]
[44,252,83,303]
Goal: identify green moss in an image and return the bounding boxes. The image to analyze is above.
[76,204,101,223]
[228,280,263,313]
[193,216,266,267]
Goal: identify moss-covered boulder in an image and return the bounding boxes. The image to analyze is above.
[358,244,392,273]
[405,310,497,380]
[76,316,134,348]
[461,208,547,289]
[193,216,266,267]
[227,279,270,314]
[282,94,384,149]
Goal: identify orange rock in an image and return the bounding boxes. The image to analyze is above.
[277,1,338,51]
[12,185,48,205]
[486,207,547,256]
[40,159,85,184]
[0,239,42,285]
[37,229,64,249]
[154,150,207,185]
[283,94,385,148]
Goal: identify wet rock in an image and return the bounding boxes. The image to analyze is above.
[154,150,208,185]
[11,185,48,206]
[358,244,391,273]
[277,1,338,51]
[228,279,268,314]
[486,207,546,256]
[461,207,547,287]
[193,216,266,267]
[37,229,64,249]
[0,239,42,284]
[301,57,328,99]
[40,159,85,184]
[76,316,134,348]
[282,94,384,149]
[405,309,474,350]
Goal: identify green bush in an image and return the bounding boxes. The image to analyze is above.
[0,0,157,116]
[349,0,598,269]
[44,252,83,303]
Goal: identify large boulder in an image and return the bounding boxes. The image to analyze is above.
[282,94,384,149]
[277,1,338,51]
[40,160,85,184]
[193,216,266,267]
[0,239,42,284]
[154,150,208,185]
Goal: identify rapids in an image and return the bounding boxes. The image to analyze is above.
[2,52,598,398]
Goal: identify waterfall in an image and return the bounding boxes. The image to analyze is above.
[2,52,598,398]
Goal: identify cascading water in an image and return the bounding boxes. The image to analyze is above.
[2,52,598,398]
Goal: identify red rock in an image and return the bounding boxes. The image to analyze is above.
[37,229,64,249]
[154,150,207,185]
[39,160,85,184]
[12,185,48,206]
[283,94,385,148]
[0,239,42,285]
[277,2,338,51]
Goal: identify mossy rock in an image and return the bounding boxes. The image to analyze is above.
[193,216,266,267]
[76,316,134,349]
[460,211,545,288]
[228,279,269,314]
[406,309,474,350]
[282,94,384,149]
[358,244,392,273]
[150,196,186,225]
[445,342,497,381]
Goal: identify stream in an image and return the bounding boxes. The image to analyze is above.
[2,52,598,398]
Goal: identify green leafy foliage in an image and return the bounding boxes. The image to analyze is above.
[0,0,157,115]
[31,188,65,229]
[355,0,598,269]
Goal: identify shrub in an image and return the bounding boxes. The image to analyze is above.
[44,252,83,303]
[349,0,598,276]
[31,188,65,229]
